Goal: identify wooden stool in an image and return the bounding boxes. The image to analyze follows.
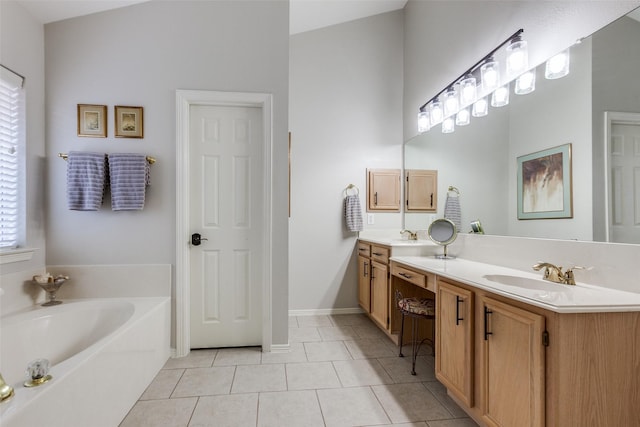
[395,289,435,375]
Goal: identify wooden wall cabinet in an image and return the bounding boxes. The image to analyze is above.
[367,169,401,212]
[405,169,437,211]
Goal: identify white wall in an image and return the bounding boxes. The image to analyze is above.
[43,1,290,345]
[0,1,47,313]
[289,11,404,311]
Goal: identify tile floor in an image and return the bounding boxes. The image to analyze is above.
[120,314,479,427]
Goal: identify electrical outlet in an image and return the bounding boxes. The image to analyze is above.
[367,213,375,224]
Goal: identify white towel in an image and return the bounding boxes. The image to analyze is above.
[344,195,363,232]
[108,153,149,211]
[444,194,462,232]
[67,151,106,211]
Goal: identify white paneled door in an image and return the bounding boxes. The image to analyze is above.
[189,104,263,348]
[609,121,640,244]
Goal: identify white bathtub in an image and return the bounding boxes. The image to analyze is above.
[0,297,170,427]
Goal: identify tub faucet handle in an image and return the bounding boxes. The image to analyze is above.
[24,359,52,388]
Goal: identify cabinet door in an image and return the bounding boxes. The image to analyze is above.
[405,169,437,211]
[370,260,389,328]
[367,169,401,212]
[481,297,545,427]
[358,256,371,312]
[436,280,474,407]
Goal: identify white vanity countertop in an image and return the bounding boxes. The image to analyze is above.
[359,237,436,247]
[390,256,640,313]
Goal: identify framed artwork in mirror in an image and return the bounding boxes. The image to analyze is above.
[115,105,143,138]
[517,143,573,219]
[77,104,107,137]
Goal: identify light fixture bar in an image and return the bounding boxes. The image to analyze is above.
[418,28,524,112]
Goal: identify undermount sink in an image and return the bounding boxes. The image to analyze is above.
[482,274,568,292]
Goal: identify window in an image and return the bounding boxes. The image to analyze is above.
[0,66,24,249]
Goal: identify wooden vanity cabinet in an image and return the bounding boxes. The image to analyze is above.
[357,241,391,330]
[370,260,389,328]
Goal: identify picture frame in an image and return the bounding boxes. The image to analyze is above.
[517,143,573,220]
[114,105,143,138]
[77,104,107,137]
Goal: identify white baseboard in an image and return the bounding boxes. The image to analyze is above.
[269,343,291,353]
[289,307,364,316]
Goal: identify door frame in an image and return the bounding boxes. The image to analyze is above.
[603,111,640,242]
[175,89,273,357]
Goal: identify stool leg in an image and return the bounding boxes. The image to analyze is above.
[411,316,418,375]
[398,312,405,357]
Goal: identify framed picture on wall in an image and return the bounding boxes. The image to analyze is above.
[115,105,143,138]
[517,143,573,219]
[77,104,107,137]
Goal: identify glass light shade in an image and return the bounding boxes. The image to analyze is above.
[472,97,488,117]
[481,58,500,92]
[491,85,510,107]
[429,99,443,125]
[515,70,536,95]
[456,108,470,126]
[459,76,477,106]
[417,110,430,133]
[506,38,529,78]
[545,49,570,79]
[442,116,455,133]
[443,89,459,117]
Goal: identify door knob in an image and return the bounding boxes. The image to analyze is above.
[191,233,208,246]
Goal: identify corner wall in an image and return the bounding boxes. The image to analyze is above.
[289,11,404,311]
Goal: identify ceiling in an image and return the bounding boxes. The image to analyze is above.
[15,0,408,34]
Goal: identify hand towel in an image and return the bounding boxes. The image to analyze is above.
[344,194,363,232]
[108,153,149,211]
[444,194,462,232]
[66,151,106,211]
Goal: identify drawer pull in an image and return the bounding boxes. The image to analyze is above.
[398,272,412,279]
[456,296,464,325]
[359,247,367,251]
[372,252,383,256]
[484,307,493,340]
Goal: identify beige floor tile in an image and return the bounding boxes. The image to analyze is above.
[163,349,217,369]
[258,390,325,427]
[171,366,235,397]
[188,393,258,427]
[317,325,360,341]
[231,363,287,393]
[119,397,197,427]
[289,316,299,327]
[351,323,390,340]
[377,355,436,383]
[139,368,184,400]
[344,338,397,359]
[333,359,394,387]
[317,387,391,427]
[286,361,341,390]
[304,340,353,361]
[213,347,262,366]
[426,419,479,427]
[261,342,308,364]
[297,315,334,327]
[423,381,470,419]
[363,423,428,427]
[372,383,452,423]
[289,326,322,343]
[329,313,371,327]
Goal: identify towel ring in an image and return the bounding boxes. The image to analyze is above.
[448,186,460,195]
[344,184,359,197]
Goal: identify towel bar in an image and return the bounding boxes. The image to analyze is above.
[58,152,156,164]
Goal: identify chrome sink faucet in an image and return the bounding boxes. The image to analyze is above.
[400,230,418,240]
[532,262,582,285]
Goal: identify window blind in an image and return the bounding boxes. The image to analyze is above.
[0,66,23,248]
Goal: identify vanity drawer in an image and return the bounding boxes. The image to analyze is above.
[357,242,371,257]
[370,245,390,264]
[391,264,435,292]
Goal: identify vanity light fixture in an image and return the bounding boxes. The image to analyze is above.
[491,84,510,107]
[456,107,471,126]
[472,97,489,117]
[545,49,570,79]
[515,69,536,94]
[417,29,524,133]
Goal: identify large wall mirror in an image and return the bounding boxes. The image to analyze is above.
[404,7,640,244]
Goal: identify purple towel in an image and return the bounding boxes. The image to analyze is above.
[67,151,106,211]
[108,153,149,211]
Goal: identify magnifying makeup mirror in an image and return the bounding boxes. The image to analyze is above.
[428,218,458,259]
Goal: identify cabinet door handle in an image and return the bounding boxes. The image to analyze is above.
[456,296,464,325]
[374,192,378,205]
[372,252,383,256]
[484,307,493,340]
[399,272,412,279]
[430,193,433,207]
[364,262,368,277]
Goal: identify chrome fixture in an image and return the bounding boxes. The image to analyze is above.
[33,274,69,306]
[0,373,14,402]
[24,359,52,388]
[532,262,583,285]
[400,229,418,241]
